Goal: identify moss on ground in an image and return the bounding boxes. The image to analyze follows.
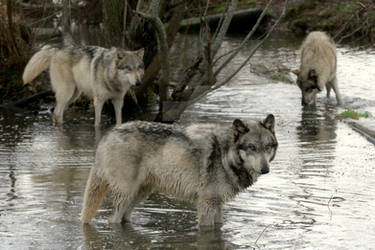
[336,109,371,120]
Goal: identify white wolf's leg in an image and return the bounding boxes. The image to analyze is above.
[68,89,82,105]
[331,77,343,105]
[50,63,76,125]
[326,84,332,98]
[112,96,124,126]
[93,97,105,128]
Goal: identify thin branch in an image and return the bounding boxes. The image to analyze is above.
[214,0,273,76]
[122,0,128,48]
[254,224,273,248]
[136,0,143,12]
[212,0,230,42]
[211,0,238,57]
[136,0,169,120]
[189,0,288,105]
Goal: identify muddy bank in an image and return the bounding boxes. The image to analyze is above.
[238,0,375,44]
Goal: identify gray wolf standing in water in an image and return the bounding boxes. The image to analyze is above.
[81,115,278,228]
[293,31,342,106]
[23,45,144,127]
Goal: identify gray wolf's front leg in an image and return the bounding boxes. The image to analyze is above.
[197,199,222,229]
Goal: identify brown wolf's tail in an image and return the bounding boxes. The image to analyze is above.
[81,169,109,224]
[22,46,57,84]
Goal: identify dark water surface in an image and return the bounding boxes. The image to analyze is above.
[1,36,375,249]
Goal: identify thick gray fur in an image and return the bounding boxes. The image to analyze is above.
[81,115,278,228]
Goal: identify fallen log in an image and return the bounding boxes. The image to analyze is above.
[180,9,270,33]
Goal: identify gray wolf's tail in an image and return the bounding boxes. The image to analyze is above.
[22,46,57,84]
[81,169,109,224]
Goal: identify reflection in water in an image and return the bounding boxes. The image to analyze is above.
[297,105,338,176]
[1,36,375,249]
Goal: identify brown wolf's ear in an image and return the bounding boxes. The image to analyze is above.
[135,48,144,59]
[308,69,318,84]
[292,69,300,76]
[261,114,275,134]
[232,119,249,143]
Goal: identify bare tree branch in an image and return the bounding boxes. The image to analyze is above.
[136,0,170,120]
[211,0,238,57]
[136,0,185,93]
[189,0,288,105]
[213,0,273,76]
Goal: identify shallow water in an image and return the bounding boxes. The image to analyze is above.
[1,35,375,249]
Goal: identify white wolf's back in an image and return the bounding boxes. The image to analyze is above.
[300,31,336,86]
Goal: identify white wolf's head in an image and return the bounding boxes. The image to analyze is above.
[293,69,322,106]
[106,48,144,87]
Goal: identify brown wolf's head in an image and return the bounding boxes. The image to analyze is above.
[293,69,322,106]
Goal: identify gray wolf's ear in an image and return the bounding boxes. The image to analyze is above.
[135,48,144,59]
[308,69,318,84]
[232,119,249,143]
[292,69,300,76]
[261,114,275,134]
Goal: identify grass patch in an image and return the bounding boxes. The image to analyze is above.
[336,109,371,120]
[270,74,293,84]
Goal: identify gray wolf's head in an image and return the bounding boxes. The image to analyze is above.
[293,69,322,106]
[230,114,278,181]
[107,48,144,87]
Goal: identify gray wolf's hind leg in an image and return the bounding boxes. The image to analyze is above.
[110,186,152,223]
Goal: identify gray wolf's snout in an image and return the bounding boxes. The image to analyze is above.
[261,164,270,174]
[135,81,141,86]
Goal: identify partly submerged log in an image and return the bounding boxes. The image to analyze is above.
[180,9,270,33]
[0,90,54,110]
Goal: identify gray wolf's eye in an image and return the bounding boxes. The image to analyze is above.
[138,64,144,70]
[249,144,256,152]
[265,144,273,152]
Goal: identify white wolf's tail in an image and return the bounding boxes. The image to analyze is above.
[81,168,109,224]
[22,46,57,84]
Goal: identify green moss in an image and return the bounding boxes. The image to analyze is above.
[215,3,227,13]
[336,109,371,120]
[270,74,293,84]
[320,3,359,18]
[285,0,317,20]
